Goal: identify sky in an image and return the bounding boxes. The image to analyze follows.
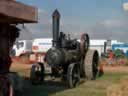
[17,0,128,42]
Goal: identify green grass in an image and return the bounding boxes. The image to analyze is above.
[21,72,128,96]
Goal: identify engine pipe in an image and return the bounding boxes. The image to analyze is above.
[104,42,107,54]
[52,9,60,48]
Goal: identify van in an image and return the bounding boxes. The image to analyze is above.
[30,38,52,63]
[32,38,52,53]
[12,40,33,57]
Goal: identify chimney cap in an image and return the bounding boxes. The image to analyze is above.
[52,9,60,18]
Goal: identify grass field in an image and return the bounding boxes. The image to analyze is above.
[10,63,128,96]
[24,72,128,96]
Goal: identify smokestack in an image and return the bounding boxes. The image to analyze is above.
[52,9,60,48]
[104,42,107,54]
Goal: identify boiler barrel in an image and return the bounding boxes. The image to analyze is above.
[46,48,81,67]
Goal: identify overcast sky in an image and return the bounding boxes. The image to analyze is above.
[17,0,128,42]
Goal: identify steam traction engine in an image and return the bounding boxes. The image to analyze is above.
[31,9,99,88]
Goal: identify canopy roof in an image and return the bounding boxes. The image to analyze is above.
[0,1,38,23]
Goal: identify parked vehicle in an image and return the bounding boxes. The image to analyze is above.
[32,38,52,53]
[30,38,52,63]
[12,40,33,57]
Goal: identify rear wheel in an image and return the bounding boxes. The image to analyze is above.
[84,50,99,80]
[9,84,14,96]
[0,75,14,96]
[7,72,23,96]
[67,63,80,88]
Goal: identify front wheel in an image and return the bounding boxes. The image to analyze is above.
[0,75,14,96]
[9,84,14,96]
[30,63,45,85]
[67,63,80,88]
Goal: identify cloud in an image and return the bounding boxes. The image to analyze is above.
[86,19,128,42]
[17,9,128,43]
[123,2,128,11]
[59,18,128,42]
[18,9,52,40]
[101,20,123,27]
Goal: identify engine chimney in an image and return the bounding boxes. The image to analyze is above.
[52,9,60,48]
[104,42,107,54]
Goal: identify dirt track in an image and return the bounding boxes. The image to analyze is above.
[104,66,128,73]
[10,62,32,77]
[10,61,128,75]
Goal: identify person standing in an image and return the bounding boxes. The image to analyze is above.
[108,50,114,65]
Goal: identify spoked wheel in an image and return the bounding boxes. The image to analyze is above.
[9,84,14,96]
[7,72,24,96]
[30,62,45,85]
[67,63,80,88]
[0,75,14,96]
[84,50,99,80]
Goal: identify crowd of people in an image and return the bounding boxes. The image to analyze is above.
[101,49,127,66]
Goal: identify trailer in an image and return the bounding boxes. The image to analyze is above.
[0,0,37,95]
